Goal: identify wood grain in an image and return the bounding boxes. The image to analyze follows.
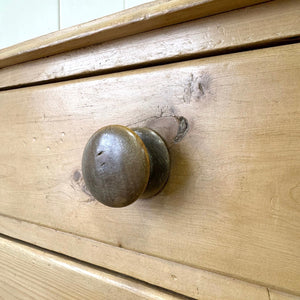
[0,0,269,69]
[0,44,299,295]
[3,232,297,300]
[0,214,270,300]
[269,290,300,300]
[1,0,298,89]
[0,235,187,300]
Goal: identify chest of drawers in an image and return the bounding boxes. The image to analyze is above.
[0,0,299,299]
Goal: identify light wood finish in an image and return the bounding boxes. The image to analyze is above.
[0,214,270,300]
[0,236,186,300]
[0,44,299,296]
[0,0,269,69]
[2,233,299,300]
[1,0,298,89]
[269,290,300,300]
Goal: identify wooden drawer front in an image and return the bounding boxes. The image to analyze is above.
[1,0,299,89]
[0,44,299,295]
[0,236,186,300]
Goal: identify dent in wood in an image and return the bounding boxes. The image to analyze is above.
[128,115,189,147]
[174,116,189,143]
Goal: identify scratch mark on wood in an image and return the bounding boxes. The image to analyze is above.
[183,72,211,103]
[267,288,271,300]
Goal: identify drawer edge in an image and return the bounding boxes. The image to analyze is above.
[1,0,298,90]
[0,0,269,69]
[0,235,188,300]
[1,214,298,300]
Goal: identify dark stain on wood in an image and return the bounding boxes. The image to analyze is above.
[73,170,81,182]
[71,168,94,200]
[174,116,189,143]
[198,82,205,96]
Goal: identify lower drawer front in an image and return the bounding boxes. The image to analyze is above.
[0,236,185,300]
[0,44,299,294]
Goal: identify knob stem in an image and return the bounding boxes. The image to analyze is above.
[133,127,170,199]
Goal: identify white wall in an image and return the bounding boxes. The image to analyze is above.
[0,0,151,50]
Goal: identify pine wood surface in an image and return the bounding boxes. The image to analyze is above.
[0,44,299,296]
[0,235,188,300]
[0,0,269,69]
[0,0,298,89]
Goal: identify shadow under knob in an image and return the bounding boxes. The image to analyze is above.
[82,125,170,207]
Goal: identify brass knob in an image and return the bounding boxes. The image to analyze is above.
[82,125,170,207]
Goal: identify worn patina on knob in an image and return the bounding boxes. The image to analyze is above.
[82,125,170,207]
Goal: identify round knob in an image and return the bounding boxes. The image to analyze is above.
[82,125,170,207]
